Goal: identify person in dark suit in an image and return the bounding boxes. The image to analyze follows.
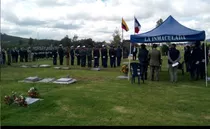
[184,46,191,72]
[80,46,87,67]
[93,46,100,68]
[75,46,81,66]
[138,44,149,80]
[87,45,92,68]
[52,47,57,65]
[132,45,137,61]
[70,46,75,66]
[116,46,122,67]
[24,48,28,62]
[109,45,116,68]
[7,48,12,65]
[190,41,203,80]
[58,44,64,65]
[101,45,108,68]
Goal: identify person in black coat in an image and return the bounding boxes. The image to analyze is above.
[75,46,81,66]
[190,41,203,80]
[116,46,122,67]
[138,44,149,80]
[132,45,138,61]
[52,47,57,65]
[19,48,24,62]
[58,44,64,65]
[93,46,100,68]
[109,46,116,68]
[184,46,191,72]
[101,45,108,68]
[1,49,6,64]
[24,48,28,62]
[70,46,75,66]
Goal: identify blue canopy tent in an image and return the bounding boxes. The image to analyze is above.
[129,15,208,86]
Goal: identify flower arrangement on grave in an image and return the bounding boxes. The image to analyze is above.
[14,94,27,107]
[4,92,27,107]
[28,87,39,98]
[121,64,128,75]
[4,92,16,105]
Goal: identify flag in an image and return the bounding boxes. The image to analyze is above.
[134,17,141,33]
[122,18,129,31]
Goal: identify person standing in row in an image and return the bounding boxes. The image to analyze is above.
[93,46,100,68]
[52,47,57,65]
[132,45,137,61]
[70,46,75,66]
[19,48,24,62]
[24,48,28,62]
[148,44,161,81]
[58,44,64,65]
[138,44,149,80]
[65,46,70,66]
[2,49,6,64]
[14,48,19,63]
[87,45,92,68]
[7,48,12,65]
[101,45,108,68]
[80,46,87,67]
[116,46,122,67]
[168,44,181,83]
[75,46,81,66]
[109,45,116,68]
[184,46,191,72]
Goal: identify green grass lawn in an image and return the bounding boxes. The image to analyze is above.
[1,57,210,126]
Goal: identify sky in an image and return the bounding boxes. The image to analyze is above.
[1,0,210,42]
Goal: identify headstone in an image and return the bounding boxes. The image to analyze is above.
[20,65,29,68]
[122,62,129,65]
[91,68,100,71]
[24,76,41,82]
[208,77,210,81]
[31,65,39,68]
[54,67,61,69]
[53,78,77,84]
[39,64,51,68]
[38,78,56,83]
[117,75,129,79]
[61,67,70,70]
[25,97,43,105]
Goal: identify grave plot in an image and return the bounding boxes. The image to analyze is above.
[38,78,56,83]
[39,64,51,68]
[117,75,129,79]
[54,67,70,70]
[31,65,39,68]
[53,78,77,84]
[20,65,30,68]
[91,67,101,71]
[25,97,43,105]
[19,76,42,83]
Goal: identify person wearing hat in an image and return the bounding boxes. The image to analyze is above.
[138,44,149,80]
[58,44,64,65]
[109,45,116,68]
[70,46,75,66]
[75,45,81,66]
[116,46,122,67]
[101,45,108,68]
[87,45,93,67]
[190,41,203,80]
[93,45,100,68]
[80,45,87,67]
[148,44,161,81]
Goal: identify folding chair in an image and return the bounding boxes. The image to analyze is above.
[130,62,143,84]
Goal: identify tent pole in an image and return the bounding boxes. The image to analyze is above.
[205,40,208,87]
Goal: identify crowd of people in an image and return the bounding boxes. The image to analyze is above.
[137,41,208,82]
[1,41,209,83]
[53,44,123,68]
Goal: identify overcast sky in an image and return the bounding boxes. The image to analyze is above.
[1,0,210,42]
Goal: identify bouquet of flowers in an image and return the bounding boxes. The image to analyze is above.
[28,87,39,98]
[4,92,27,107]
[121,64,128,75]
[4,92,17,105]
[14,94,27,107]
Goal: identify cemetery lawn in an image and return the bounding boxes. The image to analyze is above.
[1,58,210,126]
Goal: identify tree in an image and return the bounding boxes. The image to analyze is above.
[60,35,71,47]
[18,40,23,46]
[156,18,163,27]
[28,37,33,47]
[111,28,121,47]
